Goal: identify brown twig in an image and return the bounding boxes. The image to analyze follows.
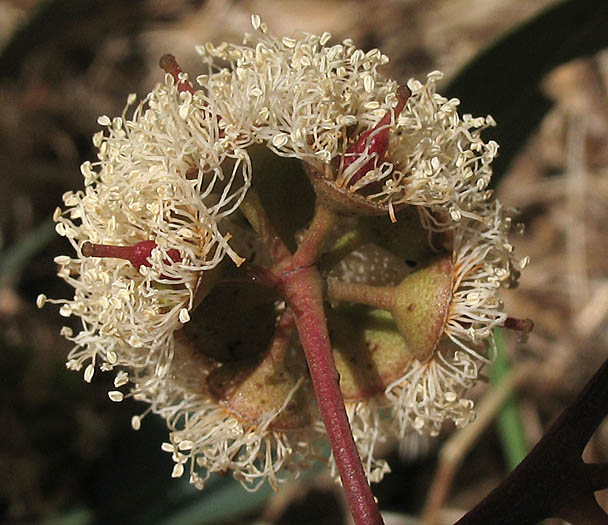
[455,358,608,524]
[238,190,382,524]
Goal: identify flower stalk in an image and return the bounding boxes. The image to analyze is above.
[280,264,383,525]
[240,190,292,266]
[293,203,340,268]
[327,279,396,311]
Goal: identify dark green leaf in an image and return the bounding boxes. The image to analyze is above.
[445,0,608,183]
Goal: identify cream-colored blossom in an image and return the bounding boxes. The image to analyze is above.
[41,75,251,380]
[41,73,326,488]
[385,343,480,437]
[384,199,523,436]
[40,15,526,492]
[196,22,498,225]
[140,340,323,491]
[389,72,498,228]
[447,200,522,346]
[327,198,521,437]
[196,19,400,184]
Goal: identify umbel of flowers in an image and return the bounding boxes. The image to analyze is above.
[39,15,529,525]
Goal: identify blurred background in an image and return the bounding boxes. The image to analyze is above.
[0,0,606,523]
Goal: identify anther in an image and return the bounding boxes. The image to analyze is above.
[81,240,181,268]
[343,85,411,185]
[159,54,195,94]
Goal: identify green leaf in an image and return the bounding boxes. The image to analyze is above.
[445,0,608,183]
[43,506,93,525]
[156,476,275,525]
[491,329,528,471]
[0,219,55,284]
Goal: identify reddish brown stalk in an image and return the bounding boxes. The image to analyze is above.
[159,53,195,94]
[279,265,384,525]
[504,316,534,335]
[240,188,381,523]
[268,308,296,361]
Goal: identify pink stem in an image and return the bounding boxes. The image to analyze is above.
[280,265,383,525]
[268,308,296,361]
[240,191,292,266]
[293,204,339,268]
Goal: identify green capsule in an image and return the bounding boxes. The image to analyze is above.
[392,255,453,362]
[328,306,413,400]
[206,352,312,431]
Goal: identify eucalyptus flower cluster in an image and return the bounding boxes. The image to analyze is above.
[39,16,526,493]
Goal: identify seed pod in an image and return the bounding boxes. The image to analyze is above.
[207,353,312,431]
[392,255,453,362]
[329,306,413,400]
